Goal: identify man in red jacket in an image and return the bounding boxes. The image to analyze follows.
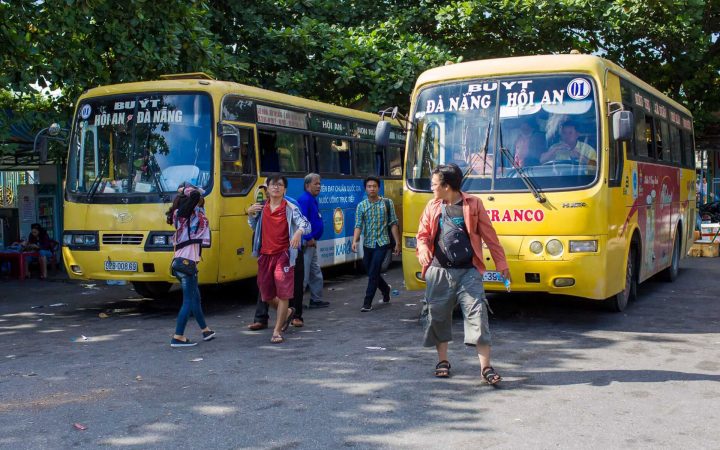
[416,164,511,384]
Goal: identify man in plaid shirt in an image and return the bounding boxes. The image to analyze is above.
[352,176,401,311]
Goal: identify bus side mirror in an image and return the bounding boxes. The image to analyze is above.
[612,110,634,142]
[376,121,392,147]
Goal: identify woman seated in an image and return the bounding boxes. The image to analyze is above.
[25,223,54,279]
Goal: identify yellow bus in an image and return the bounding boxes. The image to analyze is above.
[390,54,695,311]
[62,73,404,297]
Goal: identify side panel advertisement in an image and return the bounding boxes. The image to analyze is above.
[285,178,383,267]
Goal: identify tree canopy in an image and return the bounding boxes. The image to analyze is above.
[1,0,718,157]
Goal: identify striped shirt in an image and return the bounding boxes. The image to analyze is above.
[354,197,398,248]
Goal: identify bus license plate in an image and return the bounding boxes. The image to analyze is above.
[104,261,138,272]
[482,271,503,282]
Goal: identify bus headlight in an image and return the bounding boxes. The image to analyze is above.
[569,240,598,253]
[546,239,564,256]
[63,231,99,250]
[529,241,543,254]
[405,237,417,249]
[145,231,175,251]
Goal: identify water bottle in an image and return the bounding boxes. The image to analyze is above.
[255,187,266,205]
[502,277,511,292]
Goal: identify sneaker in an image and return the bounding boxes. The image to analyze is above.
[360,305,373,312]
[308,300,330,309]
[202,330,216,341]
[170,338,197,348]
[382,288,391,303]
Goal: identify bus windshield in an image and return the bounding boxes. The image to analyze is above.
[407,75,599,192]
[67,93,213,200]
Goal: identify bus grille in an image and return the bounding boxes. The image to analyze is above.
[102,234,144,245]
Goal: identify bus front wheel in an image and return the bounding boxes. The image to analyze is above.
[132,281,172,299]
[605,247,637,312]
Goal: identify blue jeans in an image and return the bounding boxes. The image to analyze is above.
[362,244,390,307]
[174,270,207,336]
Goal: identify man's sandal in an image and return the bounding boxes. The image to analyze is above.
[270,334,284,344]
[482,366,502,385]
[435,360,451,378]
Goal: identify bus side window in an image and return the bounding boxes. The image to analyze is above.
[354,141,377,176]
[681,129,694,168]
[669,125,682,164]
[656,119,670,162]
[386,145,403,177]
[259,131,279,172]
[221,128,257,196]
[315,137,351,175]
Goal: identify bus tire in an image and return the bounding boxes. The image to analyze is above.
[605,246,637,312]
[132,281,172,299]
[660,228,681,282]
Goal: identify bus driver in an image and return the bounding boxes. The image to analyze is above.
[540,121,596,166]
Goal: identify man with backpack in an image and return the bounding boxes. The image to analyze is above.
[351,176,401,312]
[416,164,510,384]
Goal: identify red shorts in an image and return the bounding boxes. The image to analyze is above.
[257,252,294,301]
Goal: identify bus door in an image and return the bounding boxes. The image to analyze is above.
[218,125,258,282]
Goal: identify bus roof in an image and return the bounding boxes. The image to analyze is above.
[79,78,388,125]
[416,54,692,117]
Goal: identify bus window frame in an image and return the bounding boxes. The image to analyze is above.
[65,90,215,205]
[352,138,381,178]
[257,125,311,176]
[219,124,258,197]
[311,132,355,178]
[405,72,602,195]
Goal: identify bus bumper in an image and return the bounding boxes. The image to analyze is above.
[402,249,612,300]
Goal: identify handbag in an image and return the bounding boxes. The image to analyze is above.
[171,257,197,276]
[438,204,474,265]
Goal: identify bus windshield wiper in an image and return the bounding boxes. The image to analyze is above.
[86,155,110,202]
[498,144,546,203]
[498,124,546,203]
[146,153,169,201]
[463,118,493,180]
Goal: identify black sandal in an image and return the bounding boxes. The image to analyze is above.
[281,307,296,332]
[482,366,502,385]
[434,360,451,378]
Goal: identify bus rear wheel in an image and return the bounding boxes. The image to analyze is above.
[661,230,681,282]
[605,246,637,312]
[132,281,172,299]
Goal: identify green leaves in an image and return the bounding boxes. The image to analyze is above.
[1,0,718,141]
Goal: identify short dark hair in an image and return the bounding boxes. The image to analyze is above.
[364,176,380,188]
[561,121,578,131]
[266,174,287,188]
[432,164,463,191]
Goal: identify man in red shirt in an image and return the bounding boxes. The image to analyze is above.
[248,175,310,344]
[416,164,511,384]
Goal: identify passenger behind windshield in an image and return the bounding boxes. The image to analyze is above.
[540,121,596,166]
[512,118,545,168]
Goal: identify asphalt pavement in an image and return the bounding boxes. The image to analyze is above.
[1,257,719,449]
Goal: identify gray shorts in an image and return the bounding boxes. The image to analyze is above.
[420,266,491,347]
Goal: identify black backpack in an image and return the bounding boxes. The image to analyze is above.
[437,204,473,265]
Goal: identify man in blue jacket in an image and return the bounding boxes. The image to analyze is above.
[298,173,329,311]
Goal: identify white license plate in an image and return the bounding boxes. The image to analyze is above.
[482,271,503,282]
[104,261,138,272]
